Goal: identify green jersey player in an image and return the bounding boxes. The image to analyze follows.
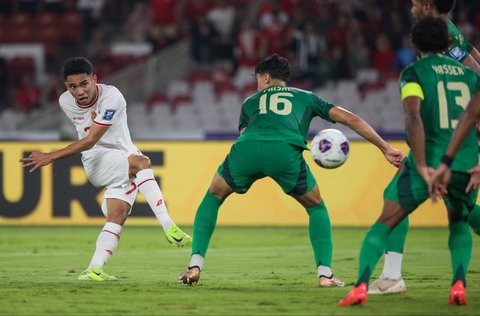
[370,0,480,295]
[178,54,403,287]
[340,17,479,307]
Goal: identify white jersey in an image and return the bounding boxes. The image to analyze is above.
[59,84,140,156]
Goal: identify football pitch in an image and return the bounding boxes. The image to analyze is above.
[1,226,479,315]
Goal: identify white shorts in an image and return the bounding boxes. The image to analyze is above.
[82,148,139,216]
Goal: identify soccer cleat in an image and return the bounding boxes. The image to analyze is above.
[178,266,201,285]
[448,280,467,305]
[368,276,406,294]
[165,224,192,247]
[78,268,117,281]
[338,282,368,306]
[319,275,346,287]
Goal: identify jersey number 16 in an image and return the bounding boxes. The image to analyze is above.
[259,92,294,115]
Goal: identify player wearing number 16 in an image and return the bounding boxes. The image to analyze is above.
[178,54,403,286]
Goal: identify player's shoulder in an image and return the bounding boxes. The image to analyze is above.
[98,83,123,99]
[242,91,259,104]
[58,90,75,109]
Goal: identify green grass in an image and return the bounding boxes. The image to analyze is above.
[0,226,479,315]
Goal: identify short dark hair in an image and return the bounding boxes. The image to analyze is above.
[411,16,450,53]
[433,0,456,14]
[255,54,291,82]
[62,57,93,80]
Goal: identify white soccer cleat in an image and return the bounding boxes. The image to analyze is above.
[368,276,406,294]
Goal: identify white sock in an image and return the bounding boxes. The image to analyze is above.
[381,251,403,279]
[135,169,174,231]
[317,265,332,278]
[189,254,204,270]
[88,222,122,269]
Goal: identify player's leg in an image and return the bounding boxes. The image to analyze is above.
[447,208,471,306]
[370,166,410,294]
[293,185,345,287]
[368,217,408,294]
[443,171,477,305]
[339,200,407,306]
[340,162,427,306]
[128,153,191,247]
[79,198,130,281]
[180,142,260,284]
[179,172,233,285]
[266,143,342,287]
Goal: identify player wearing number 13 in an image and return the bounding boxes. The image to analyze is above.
[178,54,403,286]
[339,17,479,306]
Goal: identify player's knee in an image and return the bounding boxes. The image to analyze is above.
[106,209,128,225]
[129,155,151,175]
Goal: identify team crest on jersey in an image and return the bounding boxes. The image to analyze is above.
[449,47,466,61]
[102,109,116,121]
[91,111,97,120]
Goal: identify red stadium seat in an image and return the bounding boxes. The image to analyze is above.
[34,26,60,58]
[59,11,83,45]
[8,56,36,87]
[188,68,212,84]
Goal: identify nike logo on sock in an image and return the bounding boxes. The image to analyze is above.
[156,199,163,206]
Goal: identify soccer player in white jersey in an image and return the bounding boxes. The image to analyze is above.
[20,57,191,281]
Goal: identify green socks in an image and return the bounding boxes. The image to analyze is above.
[385,216,409,253]
[356,222,392,286]
[191,191,223,257]
[449,221,472,286]
[307,200,332,268]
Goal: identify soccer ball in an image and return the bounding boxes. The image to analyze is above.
[310,129,349,169]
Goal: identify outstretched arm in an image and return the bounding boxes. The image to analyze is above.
[20,123,109,172]
[328,106,403,167]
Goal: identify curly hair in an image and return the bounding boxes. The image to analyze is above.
[412,16,451,53]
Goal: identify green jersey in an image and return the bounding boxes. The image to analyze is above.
[400,54,480,172]
[236,86,336,149]
[446,19,474,62]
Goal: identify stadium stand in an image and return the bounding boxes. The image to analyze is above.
[0,0,478,140]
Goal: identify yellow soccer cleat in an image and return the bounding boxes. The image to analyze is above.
[165,224,192,247]
[78,268,117,281]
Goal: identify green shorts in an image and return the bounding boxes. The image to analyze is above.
[384,159,478,215]
[218,141,317,195]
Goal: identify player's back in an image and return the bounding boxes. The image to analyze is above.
[403,54,479,171]
[237,86,334,149]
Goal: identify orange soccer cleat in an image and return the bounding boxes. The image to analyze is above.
[448,280,467,306]
[338,283,368,306]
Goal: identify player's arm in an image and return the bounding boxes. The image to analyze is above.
[462,53,480,75]
[20,123,109,172]
[328,106,403,167]
[403,95,432,180]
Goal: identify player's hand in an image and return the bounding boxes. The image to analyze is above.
[428,163,451,202]
[417,165,435,187]
[19,151,53,172]
[466,165,480,193]
[384,147,403,168]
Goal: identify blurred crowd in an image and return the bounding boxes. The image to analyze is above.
[0,0,480,116]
